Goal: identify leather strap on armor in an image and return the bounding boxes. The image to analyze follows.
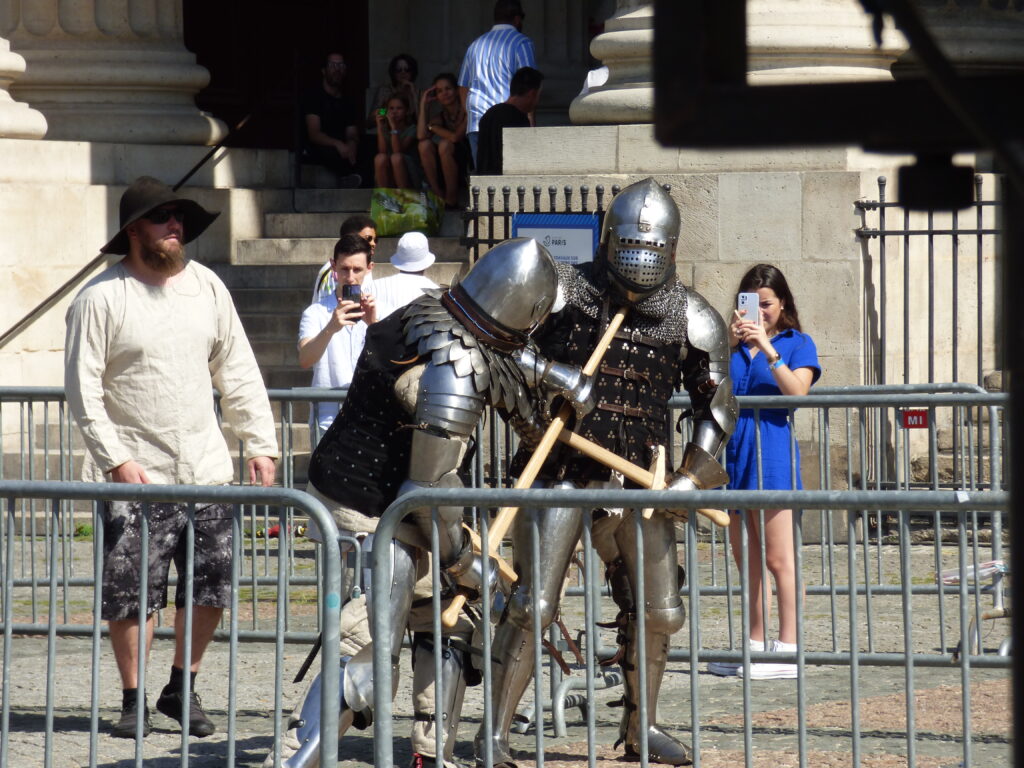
[599,364,652,386]
[597,402,652,419]
[614,328,665,347]
[441,287,526,353]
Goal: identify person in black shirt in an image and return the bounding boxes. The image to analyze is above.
[301,52,362,187]
[475,66,543,176]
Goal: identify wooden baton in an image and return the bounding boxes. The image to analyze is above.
[440,307,629,628]
[556,430,731,528]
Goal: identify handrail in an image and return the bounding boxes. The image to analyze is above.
[0,113,253,352]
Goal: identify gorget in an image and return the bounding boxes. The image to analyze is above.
[402,290,538,423]
[555,262,688,345]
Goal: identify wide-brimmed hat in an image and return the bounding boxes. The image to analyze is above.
[100,176,220,255]
[390,231,436,272]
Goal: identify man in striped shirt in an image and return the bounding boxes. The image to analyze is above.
[458,0,536,167]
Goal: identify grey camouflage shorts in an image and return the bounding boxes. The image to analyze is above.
[100,501,234,622]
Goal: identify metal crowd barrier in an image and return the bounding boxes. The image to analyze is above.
[372,487,1010,768]
[0,480,343,768]
[0,384,1008,647]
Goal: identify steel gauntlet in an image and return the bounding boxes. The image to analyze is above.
[443,529,499,601]
[513,346,595,419]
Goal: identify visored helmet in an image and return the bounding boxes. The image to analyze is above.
[450,237,558,335]
[599,178,679,301]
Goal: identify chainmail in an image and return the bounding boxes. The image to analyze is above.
[554,262,688,344]
[402,290,540,424]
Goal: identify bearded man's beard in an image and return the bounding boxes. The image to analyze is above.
[140,239,185,274]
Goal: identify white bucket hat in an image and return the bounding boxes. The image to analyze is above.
[391,231,436,272]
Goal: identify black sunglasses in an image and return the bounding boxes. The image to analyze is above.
[145,208,184,224]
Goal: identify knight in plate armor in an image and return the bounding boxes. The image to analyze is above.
[264,238,595,768]
[475,179,738,767]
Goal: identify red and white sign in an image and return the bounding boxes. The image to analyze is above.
[899,409,929,429]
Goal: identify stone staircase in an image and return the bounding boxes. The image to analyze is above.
[210,187,472,483]
[213,188,470,388]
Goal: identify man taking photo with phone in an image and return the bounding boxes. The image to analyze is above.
[298,233,377,441]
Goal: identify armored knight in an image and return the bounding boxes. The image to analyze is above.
[476,179,737,767]
[265,238,595,768]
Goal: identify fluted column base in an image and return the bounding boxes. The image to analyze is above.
[5,0,226,145]
[0,38,46,139]
[570,0,906,126]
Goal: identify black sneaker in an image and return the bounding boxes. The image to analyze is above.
[111,701,152,739]
[155,686,216,737]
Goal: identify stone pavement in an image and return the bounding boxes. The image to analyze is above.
[1,541,1011,768]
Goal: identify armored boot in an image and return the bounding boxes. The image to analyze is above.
[264,654,361,768]
[616,617,692,766]
[473,622,534,768]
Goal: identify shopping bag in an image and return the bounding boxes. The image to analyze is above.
[370,187,443,236]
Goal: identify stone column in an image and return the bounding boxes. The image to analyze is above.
[892,0,1024,78]
[570,0,907,125]
[2,0,226,145]
[0,33,45,138]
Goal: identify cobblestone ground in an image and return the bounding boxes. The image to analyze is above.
[1,536,1010,768]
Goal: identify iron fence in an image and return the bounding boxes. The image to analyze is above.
[856,174,1002,388]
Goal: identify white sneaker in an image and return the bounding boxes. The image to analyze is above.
[738,639,798,680]
[707,638,765,677]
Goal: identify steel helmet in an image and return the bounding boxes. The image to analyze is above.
[450,237,558,335]
[599,178,679,300]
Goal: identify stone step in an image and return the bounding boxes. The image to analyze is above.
[911,452,996,485]
[209,263,320,290]
[265,210,467,239]
[235,236,469,266]
[292,188,373,213]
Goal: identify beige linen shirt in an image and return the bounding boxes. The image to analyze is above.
[64,260,278,485]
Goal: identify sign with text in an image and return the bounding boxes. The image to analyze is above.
[899,409,929,429]
[512,212,600,265]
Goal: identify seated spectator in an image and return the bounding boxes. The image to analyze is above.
[476,66,543,176]
[312,214,377,302]
[373,231,439,320]
[417,73,468,209]
[373,92,421,190]
[299,234,377,439]
[366,53,420,129]
[302,51,362,188]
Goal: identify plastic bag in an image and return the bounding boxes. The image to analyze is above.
[370,188,443,237]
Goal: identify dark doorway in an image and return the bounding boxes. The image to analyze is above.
[183,0,369,149]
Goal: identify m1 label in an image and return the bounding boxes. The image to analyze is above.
[899,409,929,429]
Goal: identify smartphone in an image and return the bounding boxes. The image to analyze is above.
[737,292,760,325]
[341,284,362,302]
[378,107,387,116]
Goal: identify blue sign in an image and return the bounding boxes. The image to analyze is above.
[512,212,600,264]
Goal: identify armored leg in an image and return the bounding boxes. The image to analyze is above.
[475,483,583,768]
[402,361,497,596]
[410,631,472,765]
[269,537,419,768]
[613,509,690,766]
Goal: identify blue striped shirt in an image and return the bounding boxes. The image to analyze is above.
[458,24,536,133]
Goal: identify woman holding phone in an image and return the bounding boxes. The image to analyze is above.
[709,263,821,680]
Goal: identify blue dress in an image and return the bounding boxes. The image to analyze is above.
[725,329,821,491]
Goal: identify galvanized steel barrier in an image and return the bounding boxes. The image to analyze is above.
[1,385,1010,766]
[0,479,343,768]
[371,487,1010,768]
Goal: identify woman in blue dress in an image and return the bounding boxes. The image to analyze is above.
[710,264,821,680]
